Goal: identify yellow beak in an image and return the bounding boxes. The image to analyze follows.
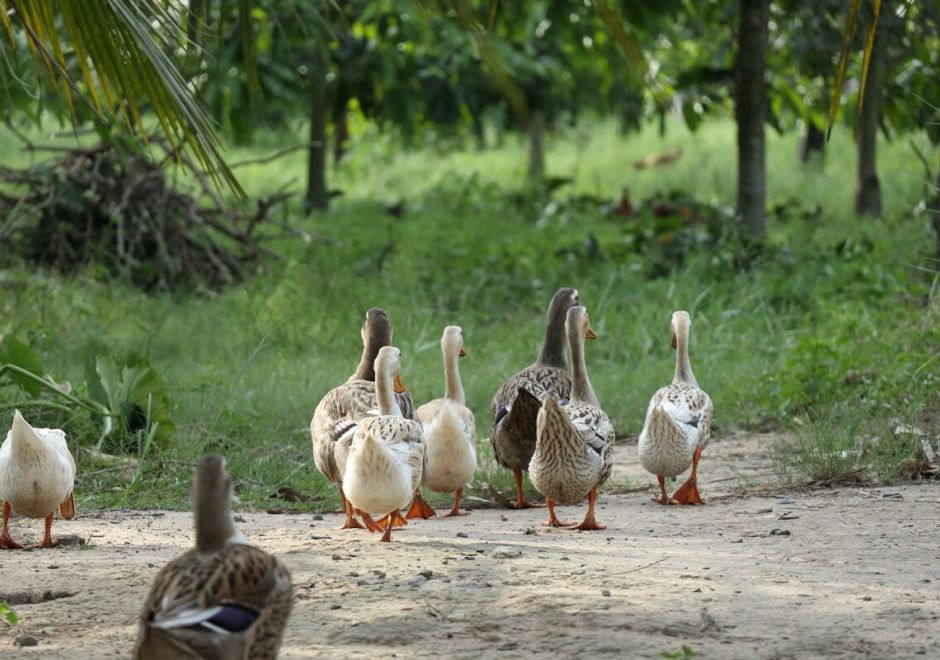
[459,346,469,357]
[586,326,598,340]
[393,374,407,394]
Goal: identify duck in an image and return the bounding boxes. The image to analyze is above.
[530,306,614,530]
[311,308,422,531]
[417,326,476,517]
[0,410,76,549]
[490,287,580,508]
[343,346,426,542]
[135,455,292,659]
[638,311,713,505]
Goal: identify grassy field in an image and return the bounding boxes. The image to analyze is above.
[1,118,937,512]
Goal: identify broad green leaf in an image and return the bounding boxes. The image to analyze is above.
[0,334,45,396]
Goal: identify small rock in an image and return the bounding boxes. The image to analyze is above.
[15,635,38,647]
[147,563,157,568]
[418,570,433,579]
[312,514,324,521]
[776,496,794,505]
[310,535,331,540]
[862,595,872,601]
[693,588,702,593]
[356,579,368,586]
[47,565,59,570]
[329,603,342,610]
[601,589,611,597]
[769,529,791,537]
[372,570,386,579]
[523,527,537,535]
[349,571,359,577]
[500,515,508,522]
[456,532,469,538]
[331,554,344,560]
[731,539,743,544]
[778,512,799,520]
[570,569,586,576]
[757,507,773,514]
[407,576,427,588]
[492,546,522,559]
[233,514,247,523]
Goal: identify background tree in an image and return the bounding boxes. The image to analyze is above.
[735,0,769,239]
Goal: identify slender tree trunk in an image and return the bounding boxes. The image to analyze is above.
[799,121,826,163]
[734,0,769,239]
[854,21,887,217]
[333,105,348,167]
[527,113,545,183]
[306,70,328,211]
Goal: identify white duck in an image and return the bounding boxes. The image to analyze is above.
[417,326,476,517]
[0,410,76,549]
[530,306,614,530]
[343,346,426,542]
[638,311,713,505]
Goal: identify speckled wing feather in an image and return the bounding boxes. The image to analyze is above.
[136,544,292,660]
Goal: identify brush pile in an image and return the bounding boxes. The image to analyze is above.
[0,139,284,291]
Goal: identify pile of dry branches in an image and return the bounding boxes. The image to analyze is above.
[0,138,287,291]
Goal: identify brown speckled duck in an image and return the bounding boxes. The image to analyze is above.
[311,308,420,531]
[0,411,76,549]
[638,311,713,505]
[490,288,580,508]
[135,455,292,659]
[343,347,426,542]
[530,306,614,530]
[417,326,476,517]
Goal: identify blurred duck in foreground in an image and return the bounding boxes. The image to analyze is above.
[530,306,614,530]
[417,326,476,517]
[638,311,713,505]
[135,455,292,659]
[490,288,581,508]
[0,410,76,549]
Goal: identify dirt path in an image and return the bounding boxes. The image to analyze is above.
[2,433,939,658]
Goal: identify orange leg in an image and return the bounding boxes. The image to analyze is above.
[357,510,383,533]
[512,469,543,509]
[39,514,58,549]
[569,488,607,531]
[442,488,471,518]
[0,500,23,550]
[405,491,437,519]
[379,511,395,543]
[543,499,575,527]
[652,475,670,505]
[339,488,367,530]
[670,446,705,505]
[376,509,409,528]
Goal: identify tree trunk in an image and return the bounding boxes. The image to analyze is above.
[854,20,887,217]
[333,105,348,167]
[734,0,769,239]
[306,70,328,212]
[527,113,545,183]
[799,121,826,163]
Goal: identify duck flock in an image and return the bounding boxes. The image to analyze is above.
[0,287,712,658]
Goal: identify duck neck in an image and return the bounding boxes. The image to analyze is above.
[443,346,465,405]
[569,329,599,406]
[538,307,569,369]
[351,335,384,381]
[193,492,236,552]
[673,325,697,386]
[375,367,403,417]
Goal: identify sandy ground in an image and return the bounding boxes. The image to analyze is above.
[2,432,939,659]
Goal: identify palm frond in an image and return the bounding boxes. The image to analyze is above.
[0,0,242,196]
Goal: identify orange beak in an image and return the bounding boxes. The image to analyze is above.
[393,374,407,394]
[586,326,598,340]
[670,333,677,349]
[459,346,469,357]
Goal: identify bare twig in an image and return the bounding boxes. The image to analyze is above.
[229,142,322,169]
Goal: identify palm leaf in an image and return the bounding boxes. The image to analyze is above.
[0,0,242,196]
[857,0,882,116]
[827,0,882,140]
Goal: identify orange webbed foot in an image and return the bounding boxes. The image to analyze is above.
[670,478,705,505]
[0,533,23,550]
[405,492,437,519]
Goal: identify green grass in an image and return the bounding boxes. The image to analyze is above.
[1,117,938,511]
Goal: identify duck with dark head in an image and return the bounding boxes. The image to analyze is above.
[490,287,581,509]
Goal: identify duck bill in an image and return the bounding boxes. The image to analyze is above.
[393,374,407,394]
[670,332,677,349]
[585,326,598,340]
[459,346,469,357]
